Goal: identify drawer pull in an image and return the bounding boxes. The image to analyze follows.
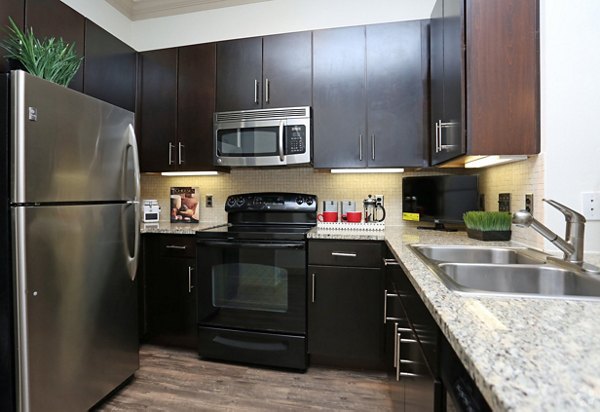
[165,245,187,250]
[331,252,357,258]
[383,258,400,266]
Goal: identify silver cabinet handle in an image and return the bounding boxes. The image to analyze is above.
[178,142,184,165]
[331,252,357,257]
[165,245,187,250]
[396,328,402,381]
[371,134,375,160]
[384,289,388,324]
[439,121,458,151]
[168,142,175,165]
[188,266,194,293]
[359,134,363,161]
[383,258,400,266]
[311,273,316,303]
[254,79,259,104]
[265,78,270,103]
[393,322,399,370]
[278,120,285,162]
[383,289,399,324]
[435,120,441,153]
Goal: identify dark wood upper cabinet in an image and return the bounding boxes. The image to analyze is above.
[313,22,428,169]
[313,26,367,169]
[139,49,178,172]
[140,45,219,172]
[262,31,312,108]
[216,32,311,111]
[366,21,429,168]
[430,0,540,166]
[178,43,217,171]
[83,20,136,112]
[216,37,262,111]
[0,0,25,73]
[25,0,85,92]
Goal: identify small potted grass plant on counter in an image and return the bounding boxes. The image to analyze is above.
[463,211,512,241]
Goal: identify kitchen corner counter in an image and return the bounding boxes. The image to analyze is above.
[141,221,227,235]
[310,225,600,411]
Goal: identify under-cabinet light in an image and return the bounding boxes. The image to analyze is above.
[464,155,528,169]
[161,171,219,176]
[330,168,405,174]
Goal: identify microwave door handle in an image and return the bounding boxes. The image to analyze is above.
[278,120,285,162]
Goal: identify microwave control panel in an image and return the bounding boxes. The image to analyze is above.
[285,125,306,155]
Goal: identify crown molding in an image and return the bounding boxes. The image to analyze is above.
[106,0,273,21]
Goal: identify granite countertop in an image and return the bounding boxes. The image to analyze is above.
[144,222,600,410]
[311,225,600,411]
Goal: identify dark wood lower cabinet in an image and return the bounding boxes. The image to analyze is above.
[142,235,197,349]
[307,240,384,368]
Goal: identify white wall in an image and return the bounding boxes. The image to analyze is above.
[541,0,600,253]
[59,0,133,47]
[131,0,436,51]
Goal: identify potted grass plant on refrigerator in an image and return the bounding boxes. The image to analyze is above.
[1,17,82,86]
[463,211,512,241]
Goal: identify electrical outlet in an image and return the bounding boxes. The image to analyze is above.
[375,194,384,207]
[525,193,534,215]
[498,193,511,212]
[582,192,600,220]
[205,194,213,208]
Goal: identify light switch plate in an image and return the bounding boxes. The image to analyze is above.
[582,192,600,220]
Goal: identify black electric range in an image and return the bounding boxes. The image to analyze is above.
[195,193,317,370]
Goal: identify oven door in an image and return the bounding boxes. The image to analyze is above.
[196,239,306,335]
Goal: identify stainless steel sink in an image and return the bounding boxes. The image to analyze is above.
[408,244,600,300]
[438,263,600,299]
[412,245,546,265]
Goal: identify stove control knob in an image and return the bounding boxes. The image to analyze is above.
[226,197,236,207]
[306,197,314,206]
[236,197,246,206]
[296,196,304,205]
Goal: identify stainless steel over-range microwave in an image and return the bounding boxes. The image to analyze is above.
[214,106,311,167]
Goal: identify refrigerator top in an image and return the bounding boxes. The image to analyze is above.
[10,70,139,204]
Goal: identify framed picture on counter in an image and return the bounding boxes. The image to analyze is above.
[170,187,199,223]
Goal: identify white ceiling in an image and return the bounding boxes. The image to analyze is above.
[106,0,273,20]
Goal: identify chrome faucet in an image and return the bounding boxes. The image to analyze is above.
[513,199,599,273]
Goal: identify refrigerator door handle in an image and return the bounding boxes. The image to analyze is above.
[125,124,141,281]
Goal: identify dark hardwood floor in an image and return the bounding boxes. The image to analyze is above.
[96,345,400,411]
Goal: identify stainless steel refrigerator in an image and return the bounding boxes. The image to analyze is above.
[0,70,140,412]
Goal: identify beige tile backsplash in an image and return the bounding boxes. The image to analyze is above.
[141,154,544,248]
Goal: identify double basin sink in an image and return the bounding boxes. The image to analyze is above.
[409,245,600,300]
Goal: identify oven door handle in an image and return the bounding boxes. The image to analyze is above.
[197,240,305,249]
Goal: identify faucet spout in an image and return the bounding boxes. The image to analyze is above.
[512,210,575,257]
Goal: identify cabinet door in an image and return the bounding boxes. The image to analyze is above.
[25,0,84,91]
[216,37,262,111]
[367,21,428,168]
[144,236,197,349]
[139,49,177,172]
[0,0,24,73]
[178,43,217,171]
[84,20,136,112]
[308,265,382,365]
[438,0,466,164]
[313,26,367,168]
[262,31,312,108]
[429,0,445,165]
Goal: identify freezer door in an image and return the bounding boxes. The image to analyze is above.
[12,203,139,412]
[11,70,137,204]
